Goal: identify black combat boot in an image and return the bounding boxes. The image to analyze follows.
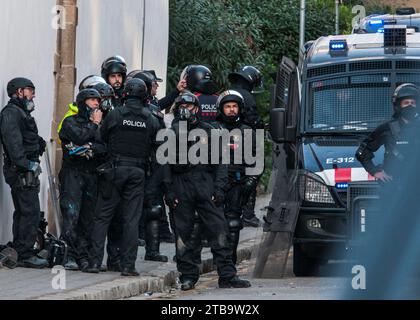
[144,220,168,262]
[121,267,140,276]
[83,262,100,273]
[180,279,196,291]
[218,276,251,288]
[63,256,79,270]
[18,255,48,269]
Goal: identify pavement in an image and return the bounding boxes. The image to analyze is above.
[0,193,271,300]
[130,259,348,300]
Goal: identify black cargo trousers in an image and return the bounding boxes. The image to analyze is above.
[223,177,246,265]
[169,169,237,283]
[90,163,145,269]
[3,163,41,259]
[59,165,97,263]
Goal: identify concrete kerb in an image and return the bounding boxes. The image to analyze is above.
[34,238,258,300]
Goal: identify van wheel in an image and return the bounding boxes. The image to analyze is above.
[293,243,322,277]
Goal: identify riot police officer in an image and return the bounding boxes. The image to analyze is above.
[126,70,174,253]
[215,90,260,264]
[147,69,187,111]
[228,66,264,129]
[88,78,161,276]
[356,83,420,183]
[59,89,107,271]
[163,91,251,290]
[0,77,48,268]
[61,77,114,130]
[180,65,219,123]
[101,55,127,108]
[228,66,264,227]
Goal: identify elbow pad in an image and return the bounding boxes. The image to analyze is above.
[355,142,373,162]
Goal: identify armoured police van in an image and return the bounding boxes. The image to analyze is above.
[267,26,420,276]
[353,7,420,34]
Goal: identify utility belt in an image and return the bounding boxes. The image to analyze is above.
[111,155,147,170]
[18,171,40,188]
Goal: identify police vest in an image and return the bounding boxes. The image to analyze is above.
[108,106,153,159]
[1,103,40,157]
[385,119,420,174]
[195,92,218,123]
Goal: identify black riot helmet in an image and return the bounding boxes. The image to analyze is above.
[101,55,127,83]
[392,83,420,112]
[145,70,163,82]
[126,70,154,96]
[123,78,148,100]
[216,90,244,124]
[7,77,35,97]
[78,75,106,90]
[228,66,263,93]
[76,88,101,118]
[173,91,200,124]
[180,65,218,94]
[92,82,114,98]
[93,82,115,112]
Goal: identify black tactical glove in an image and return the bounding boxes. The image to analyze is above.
[212,190,225,207]
[165,192,179,210]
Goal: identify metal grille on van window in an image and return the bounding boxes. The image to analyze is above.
[396,73,420,85]
[307,64,346,78]
[349,60,392,72]
[396,60,420,70]
[313,138,362,146]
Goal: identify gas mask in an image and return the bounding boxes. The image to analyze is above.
[100,98,114,112]
[23,98,36,112]
[178,107,199,125]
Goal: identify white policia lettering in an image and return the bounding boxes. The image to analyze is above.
[122,119,146,128]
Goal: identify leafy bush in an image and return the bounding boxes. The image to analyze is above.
[167,0,354,190]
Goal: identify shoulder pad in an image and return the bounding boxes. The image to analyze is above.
[388,120,401,137]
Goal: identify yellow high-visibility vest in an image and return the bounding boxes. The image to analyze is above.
[57,103,78,135]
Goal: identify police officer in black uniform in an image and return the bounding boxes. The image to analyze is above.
[180,65,219,123]
[76,78,120,272]
[147,69,188,112]
[101,55,127,108]
[228,66,264,227]
[0,77,48,268]
[124,70,170,261]
[163,91,251,290]
[59,89,107,271]
[88,78,161,276]
[215,90,260,264]
[356,83,420,184]
[179,65,220,252]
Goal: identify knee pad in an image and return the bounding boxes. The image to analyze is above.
[145,205,163,222]
[227,217,243,232]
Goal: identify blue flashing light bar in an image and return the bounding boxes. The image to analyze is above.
[369,19,384,26]
[329,40,348,52]
[335,182,349,189]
